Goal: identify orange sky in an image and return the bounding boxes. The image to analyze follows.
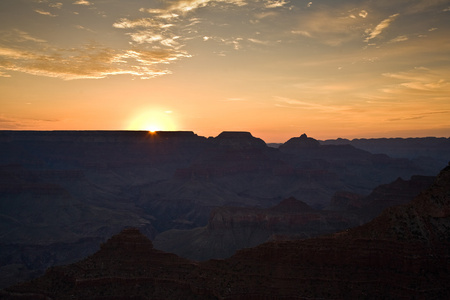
[1,0,449,142]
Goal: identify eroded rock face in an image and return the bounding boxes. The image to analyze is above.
[3,165,449,299]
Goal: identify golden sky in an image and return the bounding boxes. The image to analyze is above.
[1,0,449,142]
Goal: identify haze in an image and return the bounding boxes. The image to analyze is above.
[0,0,449,142]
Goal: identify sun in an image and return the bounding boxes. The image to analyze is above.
[147,125,161,133]
[126,110,177,132]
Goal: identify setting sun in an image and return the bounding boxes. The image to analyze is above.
[126,110,177,132]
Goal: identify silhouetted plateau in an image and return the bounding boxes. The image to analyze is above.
[0,130,448,288]
[1,164,449,299]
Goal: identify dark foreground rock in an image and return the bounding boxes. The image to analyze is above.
[2,164,450,299]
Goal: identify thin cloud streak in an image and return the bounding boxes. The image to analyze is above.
[73,0,91,6]
[34,9,57,17]
[365,13,400,42]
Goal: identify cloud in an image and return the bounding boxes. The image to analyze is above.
[0,33,189,80]
[247,38,270,45]
[265,0,289,9]
[0,71,11,78]
[382,67,450,94]
[364,13,399,42]
[291,6,373,46]
[387,110,450,122]
[389,35,408,43]
[165,0,247,14]
[291,30,311,37]
[0,115,59,129]
[49,2,63,9]
[113,18,165,29]
[73,0,91,5]
[274,96,344,112]
[4,29,47,43]
[359,10,368,18]
[74,25,95,33]
[34,9,57,17]
[127,32,163,44]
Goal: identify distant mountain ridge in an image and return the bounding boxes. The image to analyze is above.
[321,136,450,174]
[2,164,449,299]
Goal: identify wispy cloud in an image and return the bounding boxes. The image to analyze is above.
[291,30,311,37]
[49,2,63,9]
[247,38,270,45]
[73,0,91,5]
[0,71,11,78]
[4,29,47,43]
[34,9,57,17]
[291,7,371,46]
[359,10,368,18]
[365,13,399,42]
[113,18,166,29]
[166,0,247,13]
[274,96,345,112]
[0,115,59,129]
[381,67,450,98]
[389,35,408,43]
[265,0,289,9]
[387,110,450,122]
[74,25,95,33]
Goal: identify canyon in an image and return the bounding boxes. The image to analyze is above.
[0,130,448,288]
[1,163,449,299]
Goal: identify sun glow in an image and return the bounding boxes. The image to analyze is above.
[126,110,177,132]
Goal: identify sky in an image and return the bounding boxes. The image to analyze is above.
[0,0,449,142]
